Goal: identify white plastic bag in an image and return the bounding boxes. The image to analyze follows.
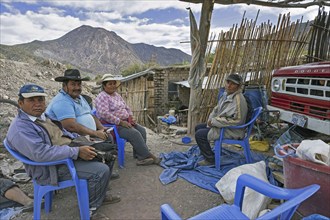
[296,139,330,166]
[215,161,271,219]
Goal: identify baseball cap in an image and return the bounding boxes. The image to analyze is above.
[19,84,47,98]
[226,74,243,85]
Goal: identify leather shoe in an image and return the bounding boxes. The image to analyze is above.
[153,157,162,165]
[136,157,154,166]
[197,159,214,166]
[102,192,121,206]
[110,172,120,180]
[91,212,109,220]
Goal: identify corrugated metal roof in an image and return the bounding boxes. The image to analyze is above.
[119,69,155,82]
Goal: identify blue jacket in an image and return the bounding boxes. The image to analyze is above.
[6,110,80,185]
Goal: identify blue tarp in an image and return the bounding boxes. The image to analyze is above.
[160,115,177,125]
[159,145,274,193]
[0,207,23,220]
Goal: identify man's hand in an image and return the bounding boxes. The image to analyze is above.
[119,120,132,128]
[78,146,97,160]
[93,129,109,140]
[207,119,212,127]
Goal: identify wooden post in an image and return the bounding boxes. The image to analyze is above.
[187,0,214,135]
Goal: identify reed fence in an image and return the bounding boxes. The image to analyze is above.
[198,11,311,123]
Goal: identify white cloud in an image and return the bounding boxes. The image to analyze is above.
[44,0,197,15]
[1,0,327,55]
[0,11,82,44]
[38,6,65,16]
[85,11,123,21]
[1,2,20,14]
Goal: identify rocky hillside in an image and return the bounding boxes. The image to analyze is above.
[0,25,191,75]
[0,58,97,141]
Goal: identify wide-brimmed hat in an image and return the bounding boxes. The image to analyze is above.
[226,74,243,85]
[55,69,89,82]
[19,84,47,98]
[101,74,122,87]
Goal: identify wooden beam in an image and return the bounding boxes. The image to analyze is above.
[187,1,215,135]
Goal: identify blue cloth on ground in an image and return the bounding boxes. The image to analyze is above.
[159,145,272,193]
[0,207,23,220]
[302,214,330,220]
[160,115,177,125]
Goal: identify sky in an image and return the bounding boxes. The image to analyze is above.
[0,0,327,55]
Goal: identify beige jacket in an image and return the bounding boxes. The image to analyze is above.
[207,89,248,141]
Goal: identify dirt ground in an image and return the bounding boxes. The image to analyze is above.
[6,129,223,220]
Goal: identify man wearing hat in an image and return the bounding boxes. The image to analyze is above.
[6,84,120,217]
[46,69,109,141]
[46,69,120,179]
[195,74,248,166]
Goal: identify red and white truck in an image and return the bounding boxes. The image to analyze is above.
[267,62,330,135]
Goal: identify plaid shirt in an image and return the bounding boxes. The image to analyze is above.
[94,91,132,125]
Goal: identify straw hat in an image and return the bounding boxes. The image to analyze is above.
[101,74,122,87]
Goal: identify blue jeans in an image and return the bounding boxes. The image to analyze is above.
[195,123,215,163]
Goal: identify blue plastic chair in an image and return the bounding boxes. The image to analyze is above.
[91,109,127,168]
[3,139,90,220]
[103,123,126,168]
[214,107,263,170]
[161,174,320,220]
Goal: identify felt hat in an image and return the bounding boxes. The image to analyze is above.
[55,69,89,82]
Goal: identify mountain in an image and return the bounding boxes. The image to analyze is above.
[131,43,190,66]
[0,25,191,75]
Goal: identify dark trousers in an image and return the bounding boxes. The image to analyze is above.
[57,160,110,209]
[195,123,215,163]
[117,123,150,160]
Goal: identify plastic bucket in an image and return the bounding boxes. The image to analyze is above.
[277,144,330,217]
[182,136,192,144]
[244,85,268,109]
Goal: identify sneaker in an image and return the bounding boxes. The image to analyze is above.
[198,159,214,166]
[136,157,154,166]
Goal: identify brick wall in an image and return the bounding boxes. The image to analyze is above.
[153,65,190,117]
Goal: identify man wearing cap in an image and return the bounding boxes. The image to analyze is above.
[6,84,120,218]
[195,74,248,166]
[46,69,109,141]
